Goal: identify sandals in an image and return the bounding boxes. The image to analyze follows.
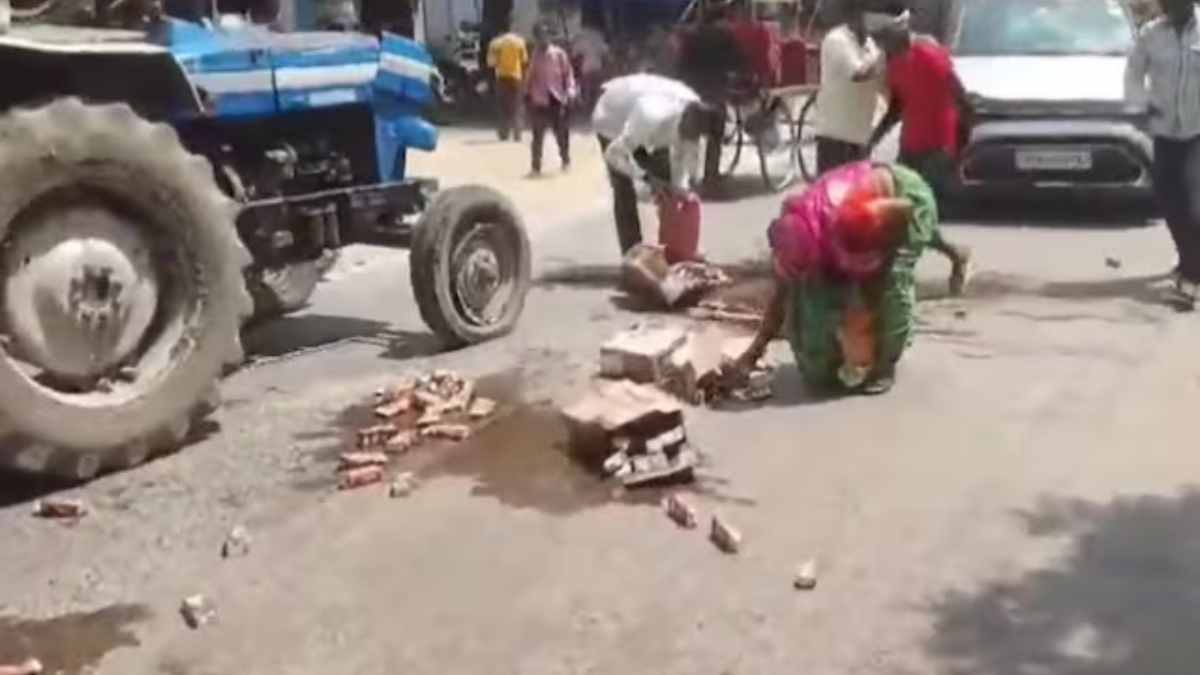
[860,375,895,396]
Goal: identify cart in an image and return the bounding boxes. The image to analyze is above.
[684,0,825,190]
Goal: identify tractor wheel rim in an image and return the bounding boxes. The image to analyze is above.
[0,192,189,402]
[451,222,515,327]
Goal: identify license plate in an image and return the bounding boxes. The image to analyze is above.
[1015,149,1093,171]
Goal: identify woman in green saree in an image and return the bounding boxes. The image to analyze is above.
[731,160,949,395]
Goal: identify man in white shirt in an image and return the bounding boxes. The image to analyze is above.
[592,74,723,254]
[1126,0,1200,307]
[814,0,885,174]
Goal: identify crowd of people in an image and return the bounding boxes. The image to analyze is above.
[479,0,1199,399]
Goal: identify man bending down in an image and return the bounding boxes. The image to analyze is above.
[592,73,722,255]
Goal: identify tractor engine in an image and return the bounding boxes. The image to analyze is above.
[205,111,396,270]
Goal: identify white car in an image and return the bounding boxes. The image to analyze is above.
[948,0,1152,199]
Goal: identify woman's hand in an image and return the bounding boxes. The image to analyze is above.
[720,340,766,389]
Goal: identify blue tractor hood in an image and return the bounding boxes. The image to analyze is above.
[156,18,437,154]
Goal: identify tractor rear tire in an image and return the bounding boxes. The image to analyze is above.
[0,99,252,480]
[410,185,531,347]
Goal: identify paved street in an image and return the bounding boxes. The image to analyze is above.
[3,126,1200,675]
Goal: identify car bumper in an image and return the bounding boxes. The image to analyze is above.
[958,118,1153,197]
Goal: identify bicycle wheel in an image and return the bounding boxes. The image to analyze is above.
[796,91,820,183]
[716,102,744,177]
[755,97,799,192]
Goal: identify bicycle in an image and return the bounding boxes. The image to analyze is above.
[712,77,812,192]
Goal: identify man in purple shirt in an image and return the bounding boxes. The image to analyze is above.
[525,23,577,175]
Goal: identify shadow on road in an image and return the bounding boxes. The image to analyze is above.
[915,271,1176,309]
[0,604,151,674]
[926,489,1200,675]
[0,419,220,507]
[243,314,445,362]
[0,471,76,508]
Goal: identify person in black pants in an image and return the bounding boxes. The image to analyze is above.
[592,74,720,255]
[596,140,673,252]
[1126,0,1200,307]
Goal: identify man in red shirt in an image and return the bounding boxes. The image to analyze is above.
[868,15,973,294]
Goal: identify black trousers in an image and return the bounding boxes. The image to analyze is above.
[1153,136,1200,281]
[529,100,570,171]
[704,109,724,185]
[597,135,672,254]
[495,77,523,141]
[898,149,960,206]
[815,136,867,176]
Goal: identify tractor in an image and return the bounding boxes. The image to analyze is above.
[0,10,532,479]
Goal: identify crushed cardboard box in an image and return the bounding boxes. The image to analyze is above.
[599,325,772,406]
[621,244,731,309]
[561,380,697,487]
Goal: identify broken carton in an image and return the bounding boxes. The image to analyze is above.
[621,244,673,303]
[662,330,725,404]
[600,326,688,383]
[560,380,684,461]
[620,244,731,309]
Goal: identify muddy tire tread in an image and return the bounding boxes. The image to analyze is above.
[0,98,252,480]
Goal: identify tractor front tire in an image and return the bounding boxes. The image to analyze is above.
[0,99,252,480]
[410,185,531,347]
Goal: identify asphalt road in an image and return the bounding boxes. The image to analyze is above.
[3,145,1199,675]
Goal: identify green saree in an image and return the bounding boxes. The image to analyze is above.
[784,164,939,388]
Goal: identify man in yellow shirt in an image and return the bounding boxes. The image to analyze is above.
[488,30,529,141]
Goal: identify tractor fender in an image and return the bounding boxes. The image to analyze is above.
[0,29,203,121]
[373,32,438,181]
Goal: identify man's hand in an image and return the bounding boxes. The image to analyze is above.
[648,175,685,202]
